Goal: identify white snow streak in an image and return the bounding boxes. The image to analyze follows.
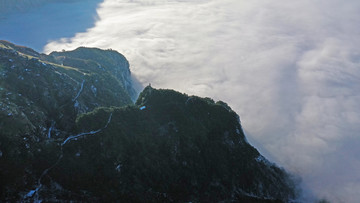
[72,80,85,102]
[25,112,113,201]
[47,121,55,139]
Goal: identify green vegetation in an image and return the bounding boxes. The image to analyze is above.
[50,47,137,100]
[51,47,129,74]
[0,43,7,49]
[0,41,299,202]
[66,87,298,202]
[0,41,135,201]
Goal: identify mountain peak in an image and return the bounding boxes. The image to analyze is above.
[0,41,299,202]
[75,87,300,202]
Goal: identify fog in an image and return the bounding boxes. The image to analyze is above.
[2,0,360,202]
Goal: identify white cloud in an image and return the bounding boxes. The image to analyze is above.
[43,0,360,202]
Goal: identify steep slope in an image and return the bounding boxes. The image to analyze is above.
[50,86,298,202]
[0,40,134,134]
[0,41,135,200]
[0,41,299,202]
[50,47,138,100]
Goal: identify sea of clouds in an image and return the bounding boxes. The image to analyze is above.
[2,0,360,202]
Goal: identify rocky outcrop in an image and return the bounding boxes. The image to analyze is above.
[0,41,299,202]
[0,41,136,201]
[50,47,138,101]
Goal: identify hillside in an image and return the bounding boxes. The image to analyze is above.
[0,41,299,202]
[0,40,135,134]
[0,40,136,200]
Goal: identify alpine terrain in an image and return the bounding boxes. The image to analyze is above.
[0,41,299,202]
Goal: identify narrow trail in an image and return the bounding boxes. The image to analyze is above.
[47,121,55,139]
[24,113,113,201]
[72,80,85,102]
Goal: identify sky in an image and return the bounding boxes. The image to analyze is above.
[2,0,360,202]
[0,0,100,50]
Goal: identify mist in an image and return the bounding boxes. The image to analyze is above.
[2,0,359,202]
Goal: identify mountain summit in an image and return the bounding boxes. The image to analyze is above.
[0,41,299,202]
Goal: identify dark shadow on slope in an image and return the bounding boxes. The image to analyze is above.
[243,129,316,202]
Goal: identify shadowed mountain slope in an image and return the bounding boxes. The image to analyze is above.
[0,41,299,202]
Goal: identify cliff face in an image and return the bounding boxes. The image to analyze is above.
[0,41,136,201]
[50,47,138,101]
[68,86,299,202]
[0,41,299,202]
[0,40,134,135]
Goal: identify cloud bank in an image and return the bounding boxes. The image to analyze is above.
[44,0,360,202]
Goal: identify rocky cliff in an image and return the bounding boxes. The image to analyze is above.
[0,41,299,202]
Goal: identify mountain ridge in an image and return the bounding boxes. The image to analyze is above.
[0,41,300,202]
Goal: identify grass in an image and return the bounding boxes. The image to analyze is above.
[45,61,80,71]
[0,43,9,49]
[70,87,297,202]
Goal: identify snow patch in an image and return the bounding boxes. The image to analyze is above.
[25,190,36,198]
[115,164,121,172]
[27,113,113,201]
[61,131,97,146]
[72,80,85,101]
[255,155,272,166]
[74,100,79,108]
[140,106,146,110]
[62,113,113,146]
[47,122,55,139]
